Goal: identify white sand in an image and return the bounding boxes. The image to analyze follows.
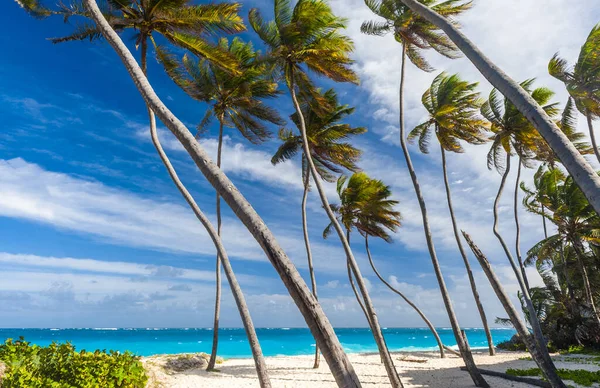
[142,350,600,387]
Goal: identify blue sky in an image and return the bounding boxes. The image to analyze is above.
[1,0,599,329]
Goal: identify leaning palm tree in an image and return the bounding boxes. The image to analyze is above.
[60,0,245,372]
[480,80,568,388]
[81,1,362,386]
[18,0,273,381]
[361,2,487,385]
[271,88,366,368]
[482,79,559,292]
[522,169,600,326]
[249,1,403,385]
[387,0,600,216]
[462,231,567,388]
[157,37,284,370]
[326,172,445,358]
[408,72,495,355]
[549,23,600,164]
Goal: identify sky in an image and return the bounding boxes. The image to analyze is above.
[1,0,599,329]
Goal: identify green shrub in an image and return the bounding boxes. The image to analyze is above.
[0,337,147,387]
[506,367,600,387]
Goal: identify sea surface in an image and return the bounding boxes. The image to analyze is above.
[0,328,516,358]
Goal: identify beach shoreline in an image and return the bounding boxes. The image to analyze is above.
[141,349,600,387]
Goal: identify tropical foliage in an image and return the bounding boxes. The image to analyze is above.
[0,337,147,387]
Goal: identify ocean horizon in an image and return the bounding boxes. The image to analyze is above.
[0,327,516,358]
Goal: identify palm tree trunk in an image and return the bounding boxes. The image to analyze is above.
[301,167,320,369]
[440,146,494,356]
[139,36,269,385]
[513,157,531,291]
[345,231,375,330]
[492,154,550,359]
[288,69,403,388]
[208,119,225,371]
[462,232,567,388]
[365,235,445,358]
[570,238,600,325]
[84,3,362,386]
[586,114,600,164]
[398,44,488,388]
[396,0,600,216]
[542,204,548,239]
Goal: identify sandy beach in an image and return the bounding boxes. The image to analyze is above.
[142,350,600,387]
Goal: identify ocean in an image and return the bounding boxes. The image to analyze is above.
[0,328,516,358]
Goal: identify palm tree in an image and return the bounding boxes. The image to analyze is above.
[20,0,272,379]
[549,23,600,164]
[148,111,271,386]
[480,80,568,388]
[157,38,284,370]
[361,2,487,385]
[249,2,404,386]
[522,168,600,326]
[386,0,600,216]
[325,172,445,358]
[462,231,567,388]
[408,72,495,355]
[81,1,363,386]
[271,88,366,368]
[482,79,559,291]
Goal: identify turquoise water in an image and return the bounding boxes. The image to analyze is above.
[0,328,516,357]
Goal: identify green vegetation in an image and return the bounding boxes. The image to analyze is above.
[507,367,600,387]
[0,337,147,387]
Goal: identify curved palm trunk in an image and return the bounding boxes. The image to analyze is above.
[513,157,531,292]
[570,238,600,325]
[492,155,551,362]
[398,44,488,388]
[208,120,225,371]
[396,0,600,215]
[139,39,269,385]
[85,3,362,386]
[462,232,567,388]
[440,146,494,356]
[301,167,320,368]
[586,114,600,164]
[365,235,445,358]
[542,204,548,239]
[289,71,403,388]
[345,231,375,331]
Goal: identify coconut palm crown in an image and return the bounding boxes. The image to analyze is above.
[271,89,366,182]
[47,0,246,72]
[248,0,358,102]
[408,72,488,153]
[158,37,284,143]
[361,0,472,71]
[324,172,402,241]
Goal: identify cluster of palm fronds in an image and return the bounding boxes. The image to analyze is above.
[15,0,600,387]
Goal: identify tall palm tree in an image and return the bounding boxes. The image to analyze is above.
[408,72,495,355]
[462,231,567,388]
[549,23,600,164]
[249,2,404,387]
[482,79,559,291]
[271,88,366,368]
[20,0,273,380]
[157,38,284,370]
[148,111,271,386]
[326,172,446,358]
[361,2,488,386]
[55,0,247,372]
[480,80,568,388]
[387,0,600,217]
[522,169,600,326]
[82,1,363,386]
